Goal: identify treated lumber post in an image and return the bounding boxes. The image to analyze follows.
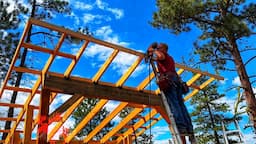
[37,88,50,144]
[13,131,22,144]
[23,105,33,143]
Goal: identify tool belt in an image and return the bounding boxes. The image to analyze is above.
[157,71,177,90]
[157,71,189,94]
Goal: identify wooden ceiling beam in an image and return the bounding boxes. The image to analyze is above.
[44,73,162,107]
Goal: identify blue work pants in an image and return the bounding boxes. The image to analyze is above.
[163,77,193,134]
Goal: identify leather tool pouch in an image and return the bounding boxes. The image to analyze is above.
[180,81,189,94]
[158,75,171,90]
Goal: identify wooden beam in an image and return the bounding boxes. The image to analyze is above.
[64,40,89,77]
[134,116,162,139]
[23,106,33,144]
[49,94,82,120]
[30,140,118,144]
[0,19,31,98]
[137,72,155,91]
[175,63,224,80]
[100,108,143,143]
[21,42,76,59]
[37,88,50,144]
[0,130,23,133]
[116,109,158,143]
[83,102,128,143]
[116,56,142,87]
[0,102,38,109]
[13,66,41,75]
[4,86,41,95]
[65,99,108,143]
[4,76,42,144]
[0,117,24,121]
[184,77,215,101]
[47,96,84,141]
[92,49,119,83]
[44,73,162,107]
[29,18,144,57]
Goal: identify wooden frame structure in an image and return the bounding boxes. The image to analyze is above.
[0,18,224,144]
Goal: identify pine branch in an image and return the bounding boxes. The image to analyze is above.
[240,48,256,53]
[245,55,256,66]
[249,75,256,79]
[222,67,236,71]
[30,31,58,37]
[192,16,223,26]
[251,80,256,84]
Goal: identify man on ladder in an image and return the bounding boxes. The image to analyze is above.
[146,42,196,144]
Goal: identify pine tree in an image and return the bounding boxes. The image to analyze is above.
[151,0,256,131]
[118,108,154,144]
[1,0,71,140]
[71,98,114,140]
[190,76,229,144]
[0,0,28,85]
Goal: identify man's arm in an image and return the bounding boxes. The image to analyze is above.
[147,45,165,61]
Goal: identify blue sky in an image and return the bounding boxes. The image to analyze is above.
[1,0,256,143]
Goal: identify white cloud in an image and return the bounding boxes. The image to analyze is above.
[82,13,111,24]
[73,1,93,10]
[244,133,256,143]
[220,78,228,85]
[104,100,119,111]
[82,13,99,24]
[232,76,241,86]
[95,0,107,9]
[85,44,113,61]
[106,8,124,19]
[95,0,124,19]
[95,26,113,38]
[50,94,72,113]
[144,125,171,143]
[112,52,138,75]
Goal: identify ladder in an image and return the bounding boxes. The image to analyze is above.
[222,118,245,144]
[149,59,183,144]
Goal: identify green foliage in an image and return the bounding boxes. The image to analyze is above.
[190,76,230,143]
[137,133,154,144]
[151,1,256,130]
[0,0,72,140]
[71,98,114,140]
[151,0,256,70]
[29,0,71,20]
[118,108,154,143]
[0,0,28,83]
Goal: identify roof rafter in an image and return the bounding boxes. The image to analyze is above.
[0,18,224,144]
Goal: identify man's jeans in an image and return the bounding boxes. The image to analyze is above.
[163,76,193,134]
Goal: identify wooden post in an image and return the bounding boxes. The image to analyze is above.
[13,131,22,144]
[23,105,33,143]
[128,135,132,144]
[37,88,50,144]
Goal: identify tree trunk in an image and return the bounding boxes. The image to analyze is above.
[205,92,220,144]
[229,36,256,131]
[1,0,36,140]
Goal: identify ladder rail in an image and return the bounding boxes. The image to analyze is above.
[149,59,183,144]
[222,119,245,144]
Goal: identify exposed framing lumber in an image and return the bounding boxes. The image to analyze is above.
[0,18,225,144]
[37,88,50,144]
[23,106,33,144]
[44,73,163,107]
[0,102,38,109]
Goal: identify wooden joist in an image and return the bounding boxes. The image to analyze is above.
[44,73,163,107]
